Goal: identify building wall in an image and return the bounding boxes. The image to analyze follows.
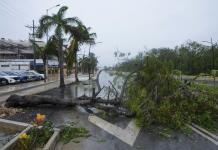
[0,61,30,71]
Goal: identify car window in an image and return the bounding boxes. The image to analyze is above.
[26,72,35,75]
[0,72,8,76]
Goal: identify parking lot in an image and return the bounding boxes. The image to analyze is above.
[0,70,45,86]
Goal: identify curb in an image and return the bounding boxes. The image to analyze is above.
[187,124,218,146]
[0,80,56,97]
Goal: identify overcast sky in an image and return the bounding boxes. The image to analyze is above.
[0,0,218,66]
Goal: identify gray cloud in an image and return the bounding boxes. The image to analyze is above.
[0,0,218,66]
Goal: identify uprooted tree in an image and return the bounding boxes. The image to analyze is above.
[123,57,218,130]
[5,71,133,117]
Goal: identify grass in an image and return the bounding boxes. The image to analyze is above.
[59,122,90,144]
[192,83,218,94]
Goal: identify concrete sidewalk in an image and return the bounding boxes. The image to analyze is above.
[0,75,89,102]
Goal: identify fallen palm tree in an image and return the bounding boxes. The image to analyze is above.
[4,84,133,117]
[5,94,121,107]
[123,57,218,131]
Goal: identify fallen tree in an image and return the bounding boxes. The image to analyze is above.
[4,70,134,117]
[4,94,134,117]
[5,94,121,107]
[124,57,218,131]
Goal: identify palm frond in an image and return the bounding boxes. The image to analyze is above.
[37,15,55,38]
[29,39,44,58]
[63,17,81,25]
[57,6,68,18]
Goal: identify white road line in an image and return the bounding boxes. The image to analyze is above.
[192,123,218,141]
[187,124,218,146]
[88,115,141,146]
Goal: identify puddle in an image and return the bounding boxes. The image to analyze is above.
[0,129,17,148]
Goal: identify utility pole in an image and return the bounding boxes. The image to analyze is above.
[88,44,92,80]
[45,4,61,82]
[25,20,37,70]
[211,38,215,70]
[202,38,217,70]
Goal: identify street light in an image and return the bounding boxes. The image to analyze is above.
[202,38,217,70]
[46,4,61,15]
[88,42,102,80]
[44,4,61,82]
[46,4,61,41]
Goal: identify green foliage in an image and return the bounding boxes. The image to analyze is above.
[115,41,218,75]
[17,118,90,149]
[17,121,54,150]
[125,58,218,131]
[114,52,144,72]
[66,24,97,80]
[59,122,90,144]
[30,121,54,147]
[211,70,218,77]
[78,53,98,74]
[192,83,218,94]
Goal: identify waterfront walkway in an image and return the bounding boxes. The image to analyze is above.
[0,74,89,102]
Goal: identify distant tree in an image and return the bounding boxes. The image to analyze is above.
[116,40,217,75]
[30,36,57,82]
[66,24,96,82]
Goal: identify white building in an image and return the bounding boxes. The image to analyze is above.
[0,38,59,72]
[0,59,59,71]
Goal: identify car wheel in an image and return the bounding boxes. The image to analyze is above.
[1,79,8,85]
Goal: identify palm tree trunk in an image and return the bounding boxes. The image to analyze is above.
[45,58,48,82]
[43,57,47,83]
[58,38,65,87]
[74,52,79,82]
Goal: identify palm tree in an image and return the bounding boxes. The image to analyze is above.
[65,45,75,76]
[36,6,81,87]
[78,53,98,75]
[66,24,96,82]
[30,36,57,82]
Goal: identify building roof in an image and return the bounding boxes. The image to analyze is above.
[0,38,45,48]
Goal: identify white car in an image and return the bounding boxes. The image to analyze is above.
[0,72,20,85]
[28,70,45,80]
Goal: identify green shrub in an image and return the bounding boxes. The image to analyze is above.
[125,57,218,131]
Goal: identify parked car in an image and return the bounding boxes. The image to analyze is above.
[15,71,36,81]
[17,70,44,81]
[28,70,44,80]
[0,72,20,85]
[3,71,28,83]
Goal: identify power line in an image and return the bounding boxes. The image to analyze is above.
[0,1,16,17]
[0,0,33,23]
[25,20,38,70]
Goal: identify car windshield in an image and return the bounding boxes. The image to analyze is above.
[0,72,8,76]
[24,72,35,75]
[19,72,28,76]
[30,71,39,75]
[4,72,18,76]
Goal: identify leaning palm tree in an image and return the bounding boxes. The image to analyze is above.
[64,46,75,76]
[36,6,81,87]
[66,24,96,82]
[30,36,57,82]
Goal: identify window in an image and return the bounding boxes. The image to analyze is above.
[1,65,10,67]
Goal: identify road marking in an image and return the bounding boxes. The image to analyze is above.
[88,115,141,146]
[192,123,218,141]
[187,124,218,146]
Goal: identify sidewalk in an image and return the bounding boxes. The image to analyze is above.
[0,75,89,102]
